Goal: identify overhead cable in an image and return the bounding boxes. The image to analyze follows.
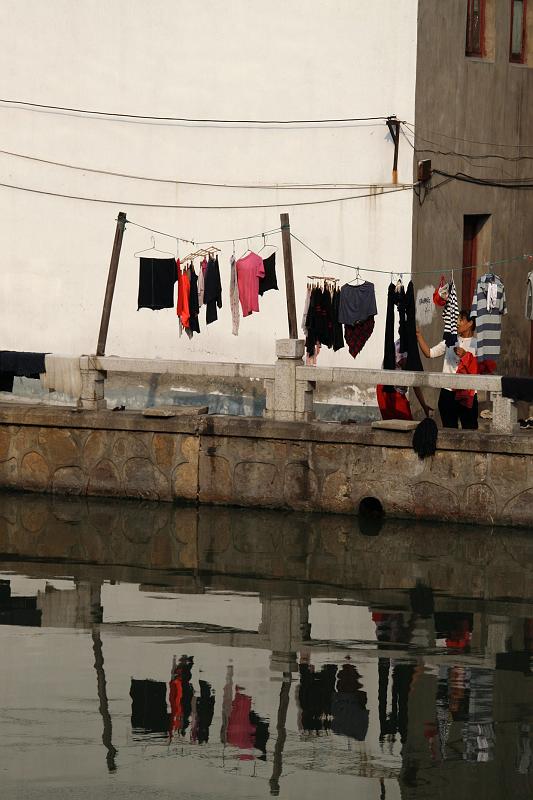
[402,125,533,163]
[0,145,406,190]
[433,169,533,189]
[0,98,392,126]
[0,180,414,209]
[403,121,533,150]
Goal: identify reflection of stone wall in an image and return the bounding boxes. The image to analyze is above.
[0,493,531,606]
[1,405,533,526]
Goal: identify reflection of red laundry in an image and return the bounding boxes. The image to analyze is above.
[226,688,256,760]
[169,677,183,740]
[446,619,471,650]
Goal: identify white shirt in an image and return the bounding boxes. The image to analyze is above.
[429,336,477,391]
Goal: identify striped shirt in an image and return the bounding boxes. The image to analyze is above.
[470,273,507,363]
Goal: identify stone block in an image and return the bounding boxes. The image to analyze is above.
[198,454,232,503]
[275,339,305,359]
[122,457,169,501]
[491,394,518,433]
[87,458,122,497]
[20,451,50,492]
[283,462,318,507]
[233,461,281,504]
[52,466,88,496]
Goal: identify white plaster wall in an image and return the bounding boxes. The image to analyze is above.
[0,0,418,368]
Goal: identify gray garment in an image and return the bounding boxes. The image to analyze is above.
[526,271,533,320]
[338,281,377,324]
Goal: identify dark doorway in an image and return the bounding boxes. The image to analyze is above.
[463,214,490,310]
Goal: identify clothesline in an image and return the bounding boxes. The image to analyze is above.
[289,231,533,278]
[125,216,533,278]
[125,217,282,247]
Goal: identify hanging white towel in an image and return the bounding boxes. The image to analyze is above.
[41,355,82,401]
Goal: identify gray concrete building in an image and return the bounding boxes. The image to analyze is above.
[412,0,533,376]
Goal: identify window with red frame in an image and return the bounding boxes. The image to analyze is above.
[510,0,527,63]
[466,0,485,57]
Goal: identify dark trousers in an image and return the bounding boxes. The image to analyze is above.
[438,389,478,430]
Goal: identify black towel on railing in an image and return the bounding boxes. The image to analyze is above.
[0,351,47,393]
[501,376,533,403]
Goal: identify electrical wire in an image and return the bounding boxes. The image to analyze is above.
[0,180,414,209]
[402,124,533,163]
[0,98,392,126]
[0,145,406,190]
[403,121,533,150]
[290,231,533,277]
[433,169,533,189]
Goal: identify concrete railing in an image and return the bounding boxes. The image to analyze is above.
[78,341,517,433]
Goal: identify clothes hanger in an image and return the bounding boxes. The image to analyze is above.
[258,233,278,255]
[237,238,253,260]
[134,235,174,258]
[349,267,364,286]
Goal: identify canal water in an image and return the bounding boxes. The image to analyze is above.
[0,492,531,799]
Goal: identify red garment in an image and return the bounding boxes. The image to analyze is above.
[236,252,264,317]
[176,259,191,328]
[376,384,413,421]
[455,354,496,407]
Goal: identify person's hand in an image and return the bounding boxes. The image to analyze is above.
[454,346,466,358]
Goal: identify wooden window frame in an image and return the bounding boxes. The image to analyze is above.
[466,0,486,57]
[510,0,527,63]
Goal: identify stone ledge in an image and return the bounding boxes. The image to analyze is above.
[1,402,533,457]
[0,403,199,435]
[198,414,533,455]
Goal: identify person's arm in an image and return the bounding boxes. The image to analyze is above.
[417,329,446,359]
[415,329,431,358]
[413,386,433,417]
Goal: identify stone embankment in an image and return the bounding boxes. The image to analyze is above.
[0,403,532,527]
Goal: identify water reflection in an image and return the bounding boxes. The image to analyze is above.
[0,492,531,799]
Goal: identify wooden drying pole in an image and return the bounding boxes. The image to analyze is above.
[280,212,298,339]
[96,211,127,356]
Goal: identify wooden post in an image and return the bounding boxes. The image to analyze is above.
[280,212,298,339]
[96,211,127,356]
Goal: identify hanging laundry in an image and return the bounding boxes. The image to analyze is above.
[470,272,507,363]
[236,251,264,317]
[204,255,223,324]
[258,252,278,296]
[338,281,377,325]
[176,259,191,329]
[383,281,423,375]
[433,276,449,307]
[344,317,375,359]
[229,254,240,336]
[442,278,459,346]
[0,350,47,393]
[404,282,424,371]
[41,355,82,400]
[188,264,200,335]
[137,257,177,310]
[198,256,208,307]
[525,271,533,319]
[304,282,344,358]
[416,285,436,327]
